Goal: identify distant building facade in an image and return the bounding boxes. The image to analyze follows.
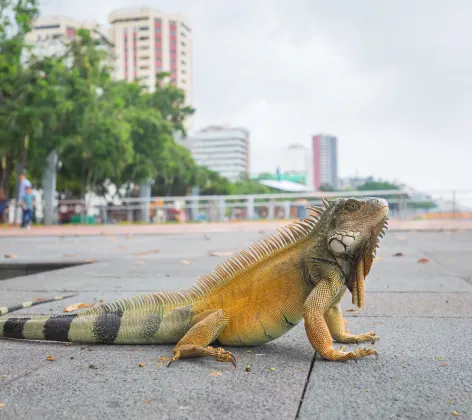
[312,134,338,190]
[25,15,115,66]
[108,7,192,100]
[183,126,250,182]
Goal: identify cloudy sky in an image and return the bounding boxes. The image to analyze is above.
[39,0,471,192]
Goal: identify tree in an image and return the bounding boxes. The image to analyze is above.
[319,183,336,192]
[0,0,39,196]
[229,179,275,195]
[357,181,399,191]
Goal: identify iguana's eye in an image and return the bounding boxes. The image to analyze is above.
[345,200,359,211]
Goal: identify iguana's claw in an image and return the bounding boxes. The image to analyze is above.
[214,347,237,368]
[167,351,181,367]
[350,346,378,360]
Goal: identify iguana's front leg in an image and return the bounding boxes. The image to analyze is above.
[325,304,378,344]
[303,280,377,361]
[168,309,236,367]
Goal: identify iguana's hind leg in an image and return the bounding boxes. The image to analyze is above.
[325,304,379,344]
[304,280,377,362]
[168,309,236,367]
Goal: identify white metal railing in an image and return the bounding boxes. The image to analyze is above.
[4,189,470,225]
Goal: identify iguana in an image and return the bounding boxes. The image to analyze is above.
[0,197,388,366]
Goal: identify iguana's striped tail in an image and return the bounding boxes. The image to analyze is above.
[0,293,195,345]
[0,295,77,316]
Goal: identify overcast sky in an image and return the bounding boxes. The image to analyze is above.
[39,0,471,192]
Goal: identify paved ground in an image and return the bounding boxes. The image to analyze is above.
[0,229,471,419]
[0,217,472,237]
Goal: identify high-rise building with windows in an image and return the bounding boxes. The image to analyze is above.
[182,126,250,182]
[108,7,192,103]
[311,134,338,190]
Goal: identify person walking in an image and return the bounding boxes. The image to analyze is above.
[17,171,31,226]
[20,185,35,229]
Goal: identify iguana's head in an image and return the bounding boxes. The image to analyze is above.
[322,196,389,308]
[325,197,389,257]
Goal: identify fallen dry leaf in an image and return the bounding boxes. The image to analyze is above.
[136,251,149,256]
[452,411,459,416]
[138,363,145,367]
[0,404,5,408]
[209,370,222,377]
[99,299,104,303]
[180,260,192,265]
[417,258,430,263]
[159,356,170,362]
[64,302,94,312]
[393,252,404,257]
[145,400,151,404]
[269,367,276,371]
[33,298,45,302]
[89,364,98,369]
[46,355,54,361]
[4,253,17,259]
[86,259,94,263]
[135,261,145,265]
[208,251,234,257]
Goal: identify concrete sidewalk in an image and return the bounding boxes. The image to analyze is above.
[1,217,472,237]
[0,229,471,419]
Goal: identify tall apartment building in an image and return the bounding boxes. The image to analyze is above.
[25,15,114,63]
[108,7,192,103]
[311,134,338,190]
[183,126,250,182]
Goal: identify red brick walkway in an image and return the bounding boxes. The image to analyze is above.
[0,218,471,237]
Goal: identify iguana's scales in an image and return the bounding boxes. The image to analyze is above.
[0,197,389,365]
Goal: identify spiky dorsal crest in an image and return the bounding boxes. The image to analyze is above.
[321,193,330,208]
[79,207,327,316]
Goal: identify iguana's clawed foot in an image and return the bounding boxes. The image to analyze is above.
[167,345,236,368]
[319,346,378,362]
[214,347,237,367]
[335,331,379,345]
